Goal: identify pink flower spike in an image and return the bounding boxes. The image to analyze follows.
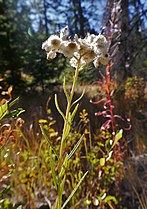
[101,110,111,118]
[95,112,103,116]
[103,100,111,106]
[110,104,115,109]
[101,119,111,130]
[114,115,125,121]
[123,124,132,131]
[90,98,106,105]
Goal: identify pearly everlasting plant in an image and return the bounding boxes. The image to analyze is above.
[41,26,111,209]
[42,26,110,68]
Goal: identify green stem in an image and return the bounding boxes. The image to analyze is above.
[59,60,80,159]
[57,59,80,209]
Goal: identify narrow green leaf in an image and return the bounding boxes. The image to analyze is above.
[50,147,58,190]
[55,94,65,120]
[63,77,70,102]
[71,104,79,121]
[9,97,19,108]
[61,171,88,209]
[63,112,71,140]
[59,175,66,207]
[111,129,123,150]
[71,87,85,107]
[0,102,8,120]
[59,154,68,179]
[68,135,84,160]
[40,125,59,158]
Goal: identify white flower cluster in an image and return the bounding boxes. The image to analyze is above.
[42,26,110,68]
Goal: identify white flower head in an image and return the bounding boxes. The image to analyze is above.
[47,35,61,50]
[82,49,96,64]
[85,33,96,45]
[42,26,110,68]
[47,51,57,60]
[61,41,79,58]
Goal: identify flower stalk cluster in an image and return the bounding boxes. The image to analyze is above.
[42,26,110,69]
[41,26,110,209]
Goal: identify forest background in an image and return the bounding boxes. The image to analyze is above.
[0,0,146,147]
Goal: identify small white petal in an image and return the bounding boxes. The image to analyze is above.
[70,57,77,68]
[60,26,68,40]
[93,58,100,68]
[47,51,57,60]
[42,41,51,52]
[61,41,79,58]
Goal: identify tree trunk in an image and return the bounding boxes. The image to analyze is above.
[102,0,130,82]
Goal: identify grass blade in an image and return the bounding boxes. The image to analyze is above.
[61,171,88,209]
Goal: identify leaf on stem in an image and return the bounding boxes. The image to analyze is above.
[59,175,66,206]
[50,147,58,190]
[71,104,79,121]
[40,124,59,158]
[55,94,65,120]
[68,134,84,160]
[63,77,70,102]
[63,112,71,140]
[59,154,68,179]
[71,87,86,107]
[61,171,88,209]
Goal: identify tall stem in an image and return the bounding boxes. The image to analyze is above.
[59,61,80,159]
[57,60,80,209]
